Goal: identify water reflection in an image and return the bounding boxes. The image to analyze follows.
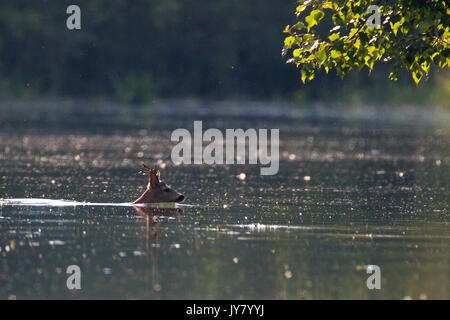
[132,206,184,293]
[132,205,183,239]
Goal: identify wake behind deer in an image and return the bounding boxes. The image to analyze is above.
[1,164,185,207]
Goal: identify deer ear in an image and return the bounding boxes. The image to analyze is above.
[149,170,160,187]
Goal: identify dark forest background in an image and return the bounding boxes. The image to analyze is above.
[0,0,448,107]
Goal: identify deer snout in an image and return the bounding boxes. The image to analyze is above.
[176,195,185,202]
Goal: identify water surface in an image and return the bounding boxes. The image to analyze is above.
[0,102,448,299]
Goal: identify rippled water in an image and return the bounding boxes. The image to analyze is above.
[0,102,448,299]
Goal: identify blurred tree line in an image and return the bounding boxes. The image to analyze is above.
[0,0,448,106]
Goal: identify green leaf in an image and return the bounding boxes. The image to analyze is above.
[284,36,295,48]
[389,71,398,81]
[305,10,324,30]
[296,4,306,14]
[390,19,403,36]
[330,50,341,59]
[367,46,377,56]
[301,67,315,83]
[296,1,311,16]
[316,47,327,62]
[348,28,359,38]
[322,2,337,10]
[420,60,430,73]
[412,70,423,84]
[293,21,305,31]
[328,33,340,42]
[301,68,307,83]
[364,55,374,69]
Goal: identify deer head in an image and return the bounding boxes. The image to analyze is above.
[133,164,185,204]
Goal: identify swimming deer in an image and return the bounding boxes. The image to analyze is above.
[133,164,185,204]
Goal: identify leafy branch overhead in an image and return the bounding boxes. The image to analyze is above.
[282,0,449,84]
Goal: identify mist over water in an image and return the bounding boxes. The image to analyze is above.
[0,103,448,299]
